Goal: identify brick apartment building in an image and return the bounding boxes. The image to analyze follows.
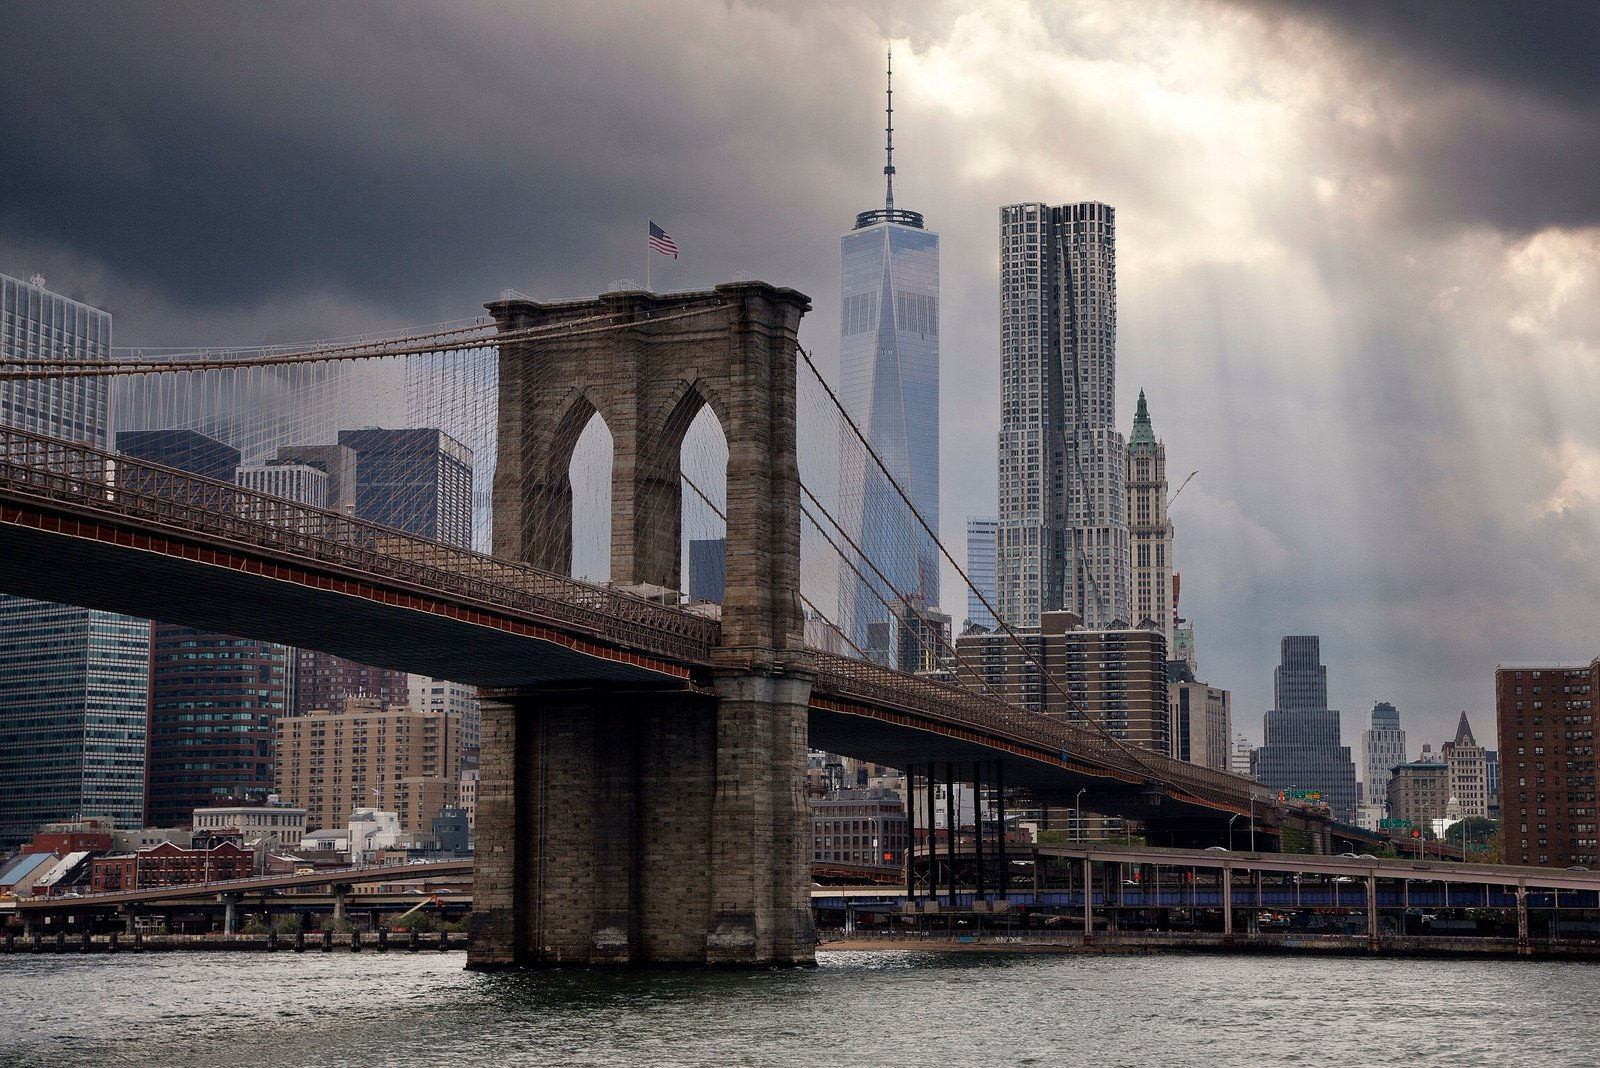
[812,789,909,870]
[89,840,252,893]
[1497,660,1598,868]
[276,696,460,834]
[955,611,1170,752]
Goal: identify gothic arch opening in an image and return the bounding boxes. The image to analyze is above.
[568,410,613,583]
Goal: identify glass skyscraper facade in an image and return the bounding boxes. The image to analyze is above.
[1360,700,1407,807]
[836,65,939,657]
[145,627,291,826]
[0,274,149,844]
[965,516,998,630]
[338,427,474,549]
[1254,635,1358,821]
[996,203,1130,629]
[1,273,111,443]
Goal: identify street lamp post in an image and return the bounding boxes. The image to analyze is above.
[1075,789,1087,844]
[1228,813,1241,850]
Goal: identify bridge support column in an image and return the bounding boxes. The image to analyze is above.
[1222,866,1233,941]
[1083,857,1094,943]
[944,763,957,906]
[1366,875,1379,950]
[905,764,917,903]
[1516,886,1529,952]
[222,896,237,936]
[469,672,814,969]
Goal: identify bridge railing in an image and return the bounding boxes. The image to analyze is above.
[0,427,719,664]
[810,651,1259,810]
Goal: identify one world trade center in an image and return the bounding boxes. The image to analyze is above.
[836,52,940,664]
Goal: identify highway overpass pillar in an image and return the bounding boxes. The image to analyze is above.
[1082,857,1094,942]
[1222,867,1233,940]
[1365,874,1379,950]
[222,897,236,936]
[1516,886,1529,951]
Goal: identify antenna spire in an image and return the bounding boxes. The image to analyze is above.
[884,48,895,213]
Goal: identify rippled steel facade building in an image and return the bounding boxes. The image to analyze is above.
[996,203,1130,629]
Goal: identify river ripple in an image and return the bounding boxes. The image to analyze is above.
[0,950,1593,1067]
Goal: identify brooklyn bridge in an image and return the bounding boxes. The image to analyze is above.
[0,280,1275,967]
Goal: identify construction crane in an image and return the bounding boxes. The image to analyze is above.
[1168,470,1198,509]
[390,893,441,928]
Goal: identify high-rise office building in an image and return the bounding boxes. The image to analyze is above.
[409,673,480,768]
[954,611,1169,752]
[119,431,299,827]
[1126,390,1172,642]
[273,444,357,514]
[888,597,951,676]
[144,627,292,826]
[116,429,241,481]
[836,55,940,654]
[1231,732,1254,779]
[235,459,330,508]
[307,428,471,721]
[0,274,149,845]
[1168,662,1232,770]
[337,427,473,549]
[965,517,998,630]
[1443,711,1489,820]
[688,537,726,603]
[996,202,1128,628]
[276,696,460,834]
[238,444,410,722]
[295,654,408,720]
[1,273,112,444]
[1253,636,1358,821]
[1360,701,1408,807]
[1386,758,1450,831]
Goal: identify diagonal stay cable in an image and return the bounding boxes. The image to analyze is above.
[798,483,1003,699]
[795,343,1173,787]
[680,470,872,663]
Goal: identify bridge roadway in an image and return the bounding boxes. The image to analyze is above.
[16,847,1600,925]
[9,860,474,912]
[0,426,1258,826]
[818,845,1600,913]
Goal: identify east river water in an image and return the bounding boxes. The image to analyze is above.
[1,950,1594,1067]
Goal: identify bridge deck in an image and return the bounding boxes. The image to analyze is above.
[0,426,1262,821]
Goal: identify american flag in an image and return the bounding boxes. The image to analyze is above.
[648,220,679,259]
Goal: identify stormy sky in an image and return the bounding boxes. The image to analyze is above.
[3,0,1598,762]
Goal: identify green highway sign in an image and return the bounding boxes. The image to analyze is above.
[1379,818,1415,830]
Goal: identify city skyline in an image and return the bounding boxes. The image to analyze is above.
[1,3,1597,751]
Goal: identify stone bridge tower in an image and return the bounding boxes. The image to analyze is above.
[470,281,815,968]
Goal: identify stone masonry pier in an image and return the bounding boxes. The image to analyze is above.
[469,282,815,967]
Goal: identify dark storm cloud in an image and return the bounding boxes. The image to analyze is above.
[0,1,879,330]
[1228,0,1600,233]
[4,0,1598,754]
